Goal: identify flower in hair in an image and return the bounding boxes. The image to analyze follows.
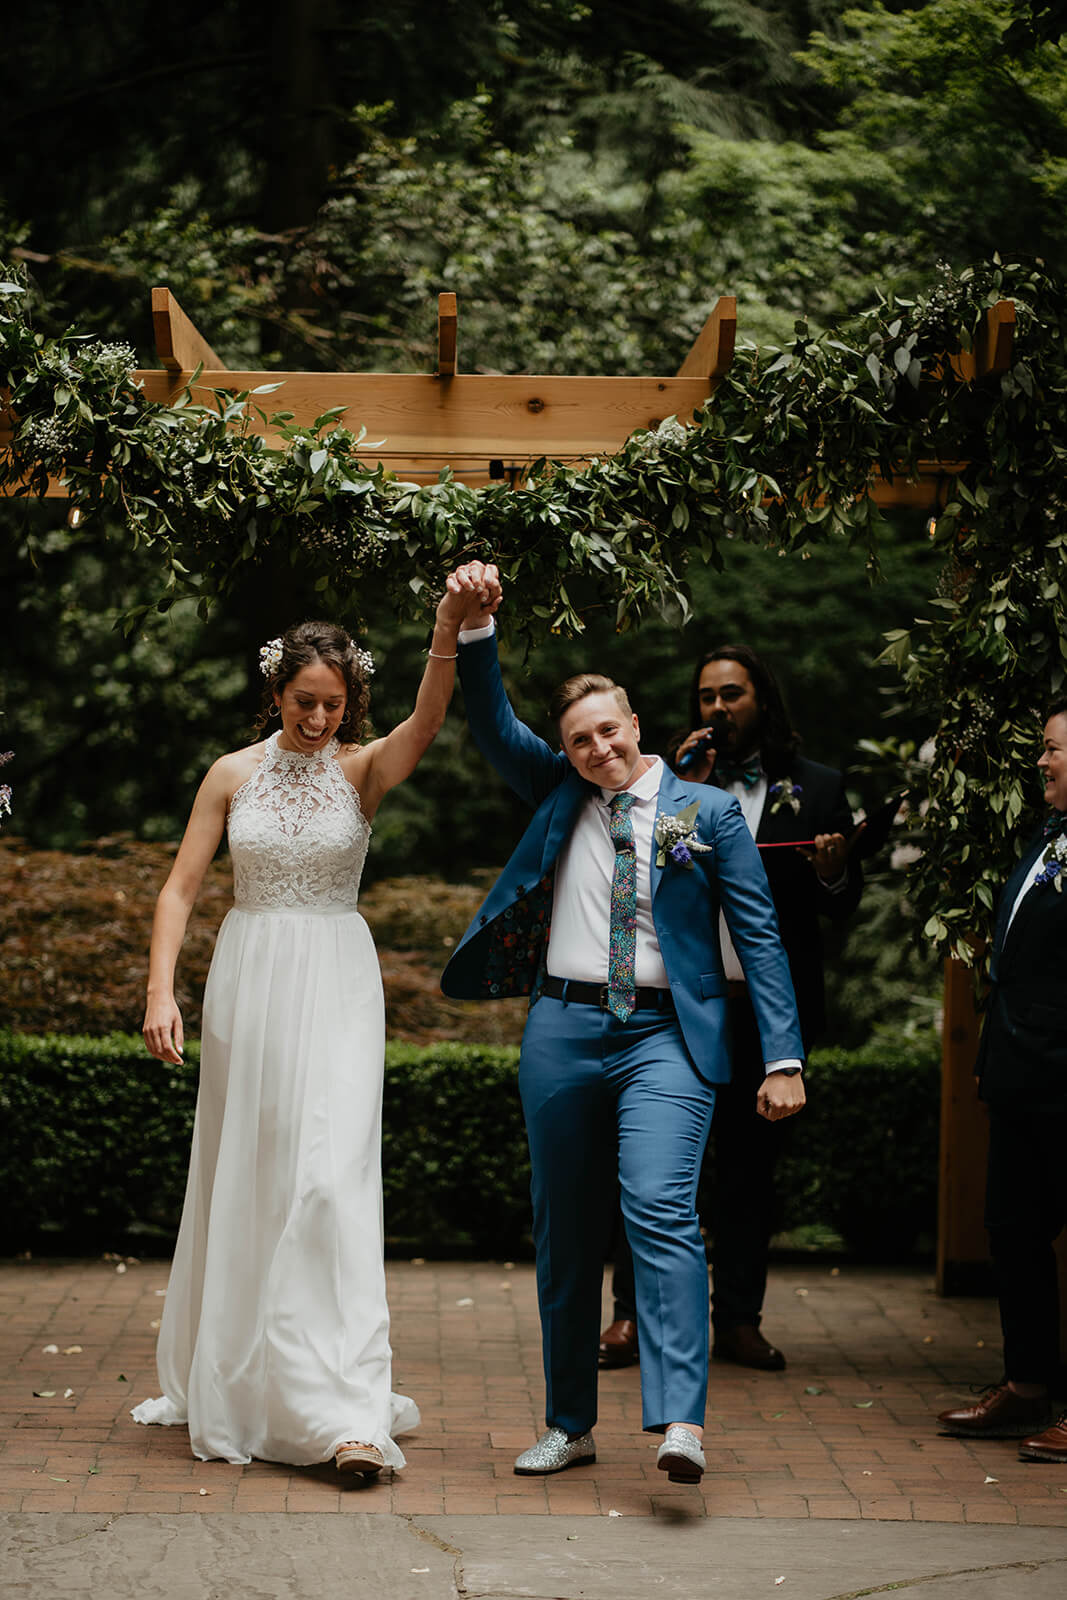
[258,637,284,678]
[355,646,375,678]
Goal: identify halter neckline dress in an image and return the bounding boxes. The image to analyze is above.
[133,731,419,1466]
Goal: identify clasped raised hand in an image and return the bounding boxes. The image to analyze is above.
[441,560,502,631]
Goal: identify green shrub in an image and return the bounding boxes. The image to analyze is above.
[773,1034,942,1259]
[0,1029,941,1259]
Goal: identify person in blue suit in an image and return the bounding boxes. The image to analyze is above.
[440,562,806,1485]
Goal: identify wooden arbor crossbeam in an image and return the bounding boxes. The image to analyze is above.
[130,289,739,481]
[3,288,1016,498]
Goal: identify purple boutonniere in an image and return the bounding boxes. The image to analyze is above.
[655,803,713,870]
[769,777,803,816]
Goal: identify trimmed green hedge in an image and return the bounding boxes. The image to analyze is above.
[0,1030,941,1259]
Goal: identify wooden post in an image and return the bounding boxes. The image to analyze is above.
[938,957,1067,1363]
[437,292,458,379]
[937,958,991,1295]
[151,287,226,375]
[947,300,1016,383]
[676,296,737,382]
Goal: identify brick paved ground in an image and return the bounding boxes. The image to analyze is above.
[2,1256,1065,1524]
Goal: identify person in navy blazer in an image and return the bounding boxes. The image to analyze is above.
[440,562,805,1484]
[938,698,1067,1462]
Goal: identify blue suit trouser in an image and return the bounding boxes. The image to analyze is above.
[519,993,716,1435]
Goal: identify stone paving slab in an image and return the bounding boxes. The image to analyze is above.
[2,1256,1066,1524]
[1,1512,1066,1599]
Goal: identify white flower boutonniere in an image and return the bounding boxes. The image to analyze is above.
[655,802,714,870]
[768,777,804,816]
[1035,830,1067,892]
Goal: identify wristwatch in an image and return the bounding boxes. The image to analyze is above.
[776,1067,803,1077]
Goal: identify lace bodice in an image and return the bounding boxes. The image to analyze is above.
[228,732,370,910]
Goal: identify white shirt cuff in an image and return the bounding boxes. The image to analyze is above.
[458,618,496,645]
[765,1059,803,1074]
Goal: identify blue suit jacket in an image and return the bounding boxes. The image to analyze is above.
[440,635,804,1085]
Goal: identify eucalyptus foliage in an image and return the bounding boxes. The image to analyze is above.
[3,255,1066,959]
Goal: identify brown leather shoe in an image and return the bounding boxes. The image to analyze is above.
[712,1324,786,1371]
[937,1384,1052,1438]
[599,1318,639,1368]
[1019,1411,1067,1462]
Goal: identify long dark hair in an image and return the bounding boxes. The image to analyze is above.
[255,620,371,744]
[686,644,799,778]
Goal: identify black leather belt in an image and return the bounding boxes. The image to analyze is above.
[541,975,675,1011]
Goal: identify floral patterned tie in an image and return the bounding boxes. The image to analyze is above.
[607,792,638,1020]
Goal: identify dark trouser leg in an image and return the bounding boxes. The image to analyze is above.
[985,1108,1067,1387]
[709,997,791,1332]
[611,1214,637,1322]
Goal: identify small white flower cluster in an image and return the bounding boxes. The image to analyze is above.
[92,340,137,374]
[958,692,996,754]
[635,415,690,460]
[354,647,375,678]
[0,750,13,826]
[23,416,72,456]
[258,637,284,678]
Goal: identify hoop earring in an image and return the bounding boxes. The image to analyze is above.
[268,704,281,718]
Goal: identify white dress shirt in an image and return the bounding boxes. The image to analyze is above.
[547,756,669,986]
[1007,847,1047,931]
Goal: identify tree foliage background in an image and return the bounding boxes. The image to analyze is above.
[3,1,1067,1020]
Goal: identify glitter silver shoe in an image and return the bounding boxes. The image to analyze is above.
[513,1426,596,1475]
[656,1424,705,1484]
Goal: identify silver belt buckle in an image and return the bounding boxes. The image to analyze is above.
[599,985,611,1010]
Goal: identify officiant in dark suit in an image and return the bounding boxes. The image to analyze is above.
[937,698,1067,1463]
[601,643,862,1373]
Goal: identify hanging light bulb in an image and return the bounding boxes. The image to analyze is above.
[67,504,84,529]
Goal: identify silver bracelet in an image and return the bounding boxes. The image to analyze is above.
[427,649,458,661]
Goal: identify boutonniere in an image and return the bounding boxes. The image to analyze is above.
[1035,829,1067,892]
[768,777,804,816]
[655,802,714,869]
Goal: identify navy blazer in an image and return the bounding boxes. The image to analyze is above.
[441,635,804,1085]
[753,755,862,1048]
[976,829,1067,1113]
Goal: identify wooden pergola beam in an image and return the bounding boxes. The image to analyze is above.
[437,292,458,379]
[133,368,713,461]
[948,299,1016,382]
[0,291,1012,503]
[151,286,227,375]
[676,296,737,381]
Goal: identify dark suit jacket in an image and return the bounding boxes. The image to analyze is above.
[751,756,862,1049]
[976,830,1067,1114]
[441,635,805,1086]
[668,747,861,1049]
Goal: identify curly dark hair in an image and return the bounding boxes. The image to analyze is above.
[683,644,799,780]
[254,620,371,744]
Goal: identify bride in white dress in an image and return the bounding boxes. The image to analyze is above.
[136,566,499,1475]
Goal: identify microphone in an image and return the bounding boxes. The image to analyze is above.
[676,721,726,773]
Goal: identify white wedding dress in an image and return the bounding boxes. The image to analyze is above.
[132,731,419,1467]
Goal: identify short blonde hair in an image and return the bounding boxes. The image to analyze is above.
[549,673,633,724]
